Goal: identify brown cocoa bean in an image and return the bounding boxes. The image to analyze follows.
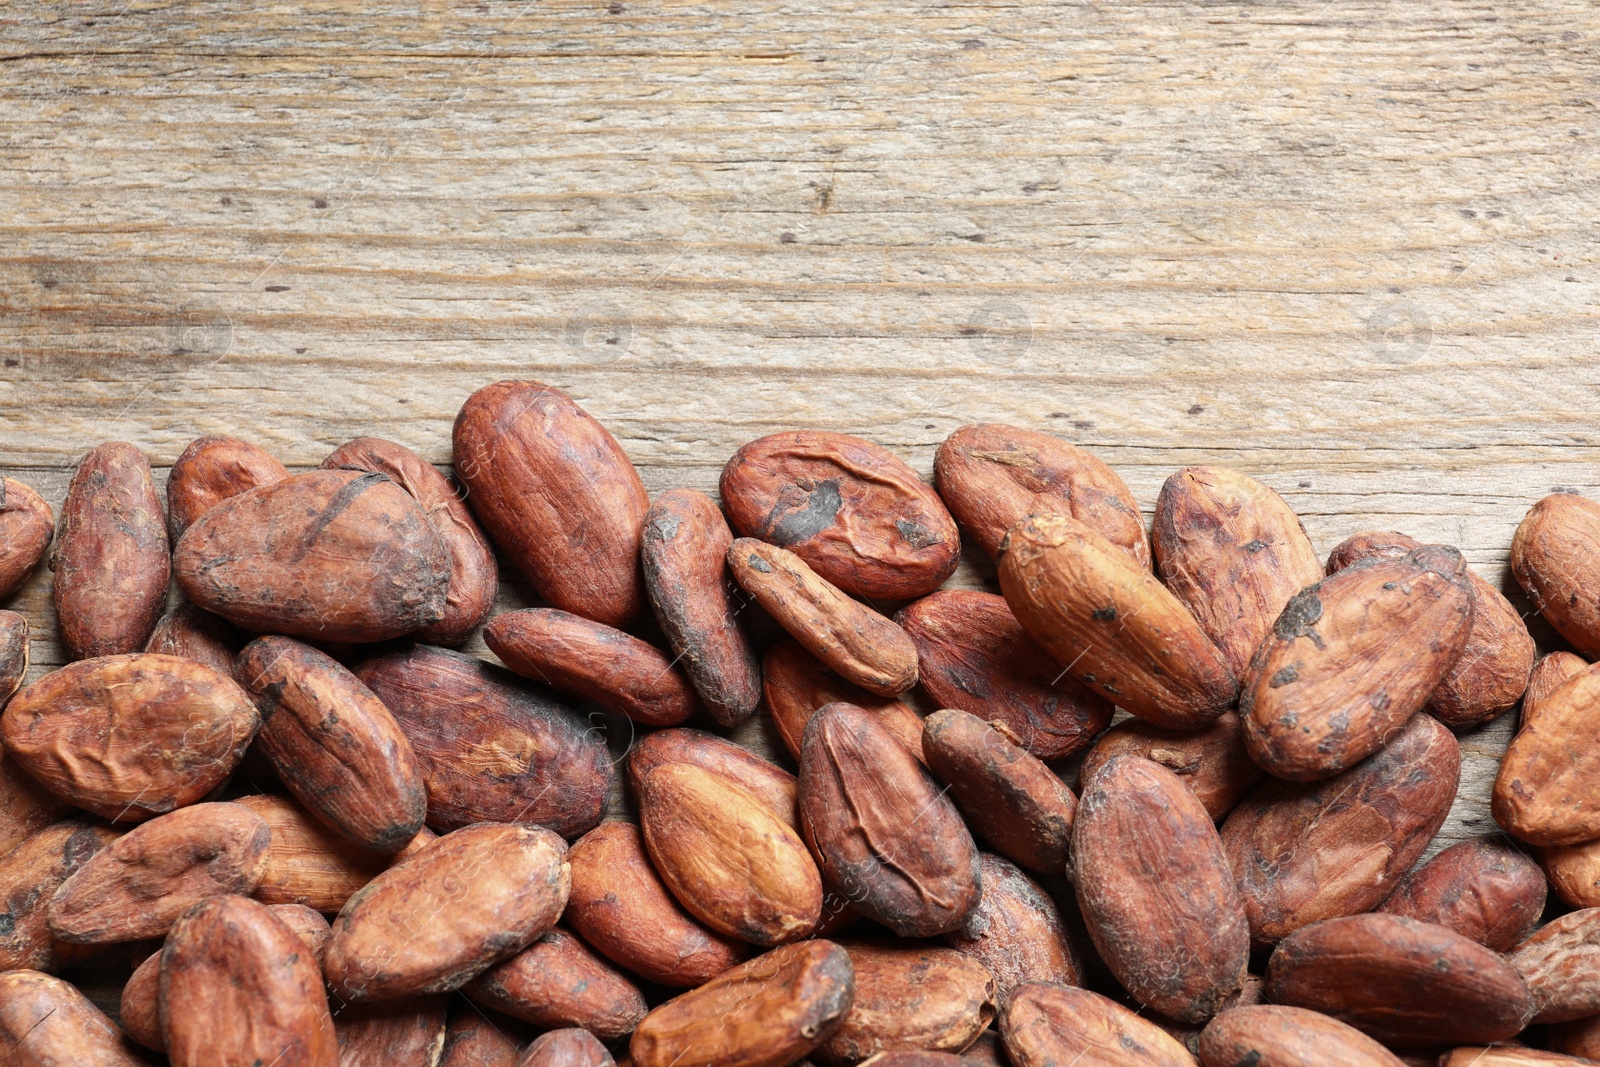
[1376,834,1546,951]
[1264,913,1533,1047]
[1327,530,1536,729]
[730,538,918,697]
[161,894,337,1066]
[1540,838,1600,909]
[335,996,450,1066]
[323,435,498,645]
[324,822,570,1001]
[897,590,1112,761]
[144,602,242,678]
[1513,493,1600,657]
[466,927,646,1043]
[628,727,798,826]
[638,762,823,946]
[565,819,748,987]
[167,433,291,537]
[958,1030,1007,1067]
[0,818,119,971]
[355,644,612,837]
[629,940,856,1067]
[0,476,54,600]
[1440,1051,1595,1066]
[453,380,649,627]
[520,1028,614,1067]
[1242,545,1473,780]
[942,853,1082,1007]
[1495,659,1600,845]
[800,701,980,938]
[441,1009,527,1067]
[1524,650,1589,732]
[921,709,1076,875]
[175,468,451,643]
[1509,907,1600,1024]
[815,938,996,1066]
[0,608,27,708]
[1081,711,1262,821]
[47,801,270,944]
[1549,1015,1600,1060]
[1000,982,1196,1067]
[642,488,763,726]
[998,512,1237,729]
[1153,466,1324,679]
[1196,1005,1406,1067]
[236,793,388,911]
[0,749,71,860]
[763,641,926,763]
[0,968,146,1066]
[486,608,698,727]
[238,635,427,853]
[722,430,960,599]
[1221,713,1460,945]
[934,423,1150,567]
[52,441,169,659]
[1,653,261,822]
[1073,755,1248,1023]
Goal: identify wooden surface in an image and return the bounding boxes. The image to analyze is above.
[2,0,1598,859]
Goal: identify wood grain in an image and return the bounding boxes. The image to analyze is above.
[2,0,1597,861]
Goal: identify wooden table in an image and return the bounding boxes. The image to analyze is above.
[2,0,1597,858]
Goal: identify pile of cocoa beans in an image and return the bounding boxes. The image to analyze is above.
[2,380,1599,1067]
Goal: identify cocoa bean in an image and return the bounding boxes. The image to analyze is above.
[1439,1051,1595,1066]
[0,818,118,971]
[143,602,242,678]
[0,608,27,708]
[441,1009,527,1066]
[763,641,925,764]
[1495,659,1600,845]
[1523,650,1589,732]
[998,512,1236,730]
[1539,838,1600,909]
[335,996,450,1067]
[1508,907,1600,1024]
[465,926,647,1043]
[1080,711,1263,821]
[0,748,71,861]
[627,727,798,827]
[1196,1005,1407,1067]
[236,793,390,911]
[897,590,1112,761]
[722,430,959,599]
[519,1029,613,1067]
[1513,493,1600,657]
[0,476,54,600]
[1376,834,1546,951]
[0,969,146,1066]
[52,441,169,659]
[166,433,290,537]
[1000,982,1196,1067]
[942,853,1082,1007]
[815,938,996,1066]
[453,380,649,627]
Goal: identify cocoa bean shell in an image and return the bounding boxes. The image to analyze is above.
[323,435,497,645]
[942,853,1082,1007]
[0,653,261,822]
[453,380,649,627]
[1153,466,1324,679]
[1539,838,1600,909]
[324,822,570,1001]
[1439,1051,1596,1066]
[441,1009,527,1067]
[1072,755,1248,1023]
[47,801,271,944]
[934,423,1149,567]
[335,996,450,1067]
[0,609,28,709]
[1080,711,1263,821]
[0,476,54,600]
[1196,1005,1407,1067]
[465,926,646,1043]
[998,512,1237,730]
[763,641,925,764]
[1221,712,1460,945]
[1495,659,1600,845]
[174,468,451,643]
[354,644,612,837]
[0,748,72,861]
[1000,982,1196,1067]
[143,603,242,678]
[897,590,1112,761]
[1264,913,1533,1046]
[1513,493,1600,657]
[1523,650,1589,733]
[815,938,996,1066]
[629,940,856,1067]
[921,709,1076,875]
[627,727,798,827]
[161,894,338,1066]
[1327,530,1535,729]
[721,430,960,600]
[638,762,823,946]
[1241,545,1474,781]
[270,902,335,965]
[166,434,291,538]
[52,441,169,659]
[520,1028,614,1067]
[1376,833,1546,951]
[239,635,428,853]
[0,818,119,971]
[565,819,749,988]
[0,968,146,1066]
[642,487,763,727]
[235,792,389,911]
[799,701,981,938]
[485,608,698,727]
[730,538,918,697]
[1508,907,1600,1024]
